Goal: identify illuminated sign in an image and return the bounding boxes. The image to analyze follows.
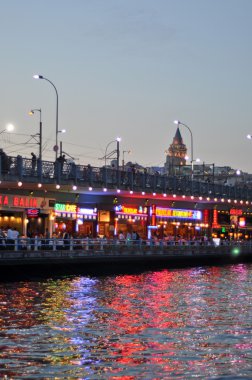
[239,217,246,227]
[212,209,220,228]
[0,195,38,208]
[156,207,202,220]
[54,203,77,213]
[230,209,243,216]
[26,208,40,218]
[77,207,96,215]
[99,211,110,222]
[122,206,138,214]
[115,205,147,215]
[203,209,209,224]
[151,204,156,226]
[0,196,8,206]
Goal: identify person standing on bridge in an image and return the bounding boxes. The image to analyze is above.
[31,152,37,173]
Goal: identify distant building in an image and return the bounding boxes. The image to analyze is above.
[164,127,187,174]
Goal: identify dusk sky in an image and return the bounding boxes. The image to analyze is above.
[1,0,252,172]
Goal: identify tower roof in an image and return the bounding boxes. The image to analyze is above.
[166,126,187,159]
[174,127,183,144]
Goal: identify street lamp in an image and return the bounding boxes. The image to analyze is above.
[0,123,15,135]
[33,74,59,159]
[122,150,131,170]
[116,138,120,170]
[174,120,194,177]
[104,137,121,169]
[29,109,42,160]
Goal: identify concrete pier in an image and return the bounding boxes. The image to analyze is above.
[0,243,251,279]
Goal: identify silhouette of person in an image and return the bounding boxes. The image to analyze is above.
[0,149,9,174]
[31,152,37,172]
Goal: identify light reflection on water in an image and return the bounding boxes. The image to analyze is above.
[0,264,251,379]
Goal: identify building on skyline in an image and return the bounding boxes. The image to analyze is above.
[164,127,187,175]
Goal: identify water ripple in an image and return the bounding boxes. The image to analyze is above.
[0,264,251,378]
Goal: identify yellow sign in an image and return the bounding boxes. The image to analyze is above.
[55,203,77,213]
[122,206,138,214]
[156,207,202,220]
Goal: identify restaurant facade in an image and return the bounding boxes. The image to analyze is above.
[1,190,251,241]
[0,193,52,237]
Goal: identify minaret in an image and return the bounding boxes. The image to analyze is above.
[164,127,187,174]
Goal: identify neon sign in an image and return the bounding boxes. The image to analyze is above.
[0,195,38,208]
[156,207,202,220]
[27,208,40,218]
[115,204,148,215]
[77,207,97,215]
[239,217,246,227]
[54,203,77,213]
[212,209,219,228]
[122,206,138,214]
[230,209,243,216]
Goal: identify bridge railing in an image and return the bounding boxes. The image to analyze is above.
[0,154,251,200]
[0,237,251,254]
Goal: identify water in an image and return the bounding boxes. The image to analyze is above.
[0,264,251,379]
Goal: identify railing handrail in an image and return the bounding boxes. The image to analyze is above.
[0,236,251,253]
[0,154,251,201]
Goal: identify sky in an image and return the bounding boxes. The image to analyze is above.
[1,0,252,172]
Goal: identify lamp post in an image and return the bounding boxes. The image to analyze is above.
[0,123,15,135]
[174,120,194,178]
[102,138,121,188]
[33,74,59,159]
[116,138,120,170]
[0,124,15,155]
[29,109,42,160]
[202,162,215,183]
[104,137,121,169]
[122,150,131,170]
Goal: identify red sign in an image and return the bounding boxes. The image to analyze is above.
[230,209,243,216]
[27,209,40,218]
[0,195,38,208]
[151,204,156,226]
[203,209,209,224]
[13,197,37,208]
[212,209,220,228]
[0,195,9,206]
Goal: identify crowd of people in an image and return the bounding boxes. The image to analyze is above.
[0,225,244,251]
[0,226,20,249]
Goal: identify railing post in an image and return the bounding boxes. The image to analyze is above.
[101,166,106,186]
[87,165,92,187]
[117,168,121,188]
[54,161,61,183]
[37,158,42,181]
[27,238,31,251]
[129,170,133,189]
[70,237,73,251]
[34,238,38,251]
[70,162,77,179]
[17,155,23,179]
